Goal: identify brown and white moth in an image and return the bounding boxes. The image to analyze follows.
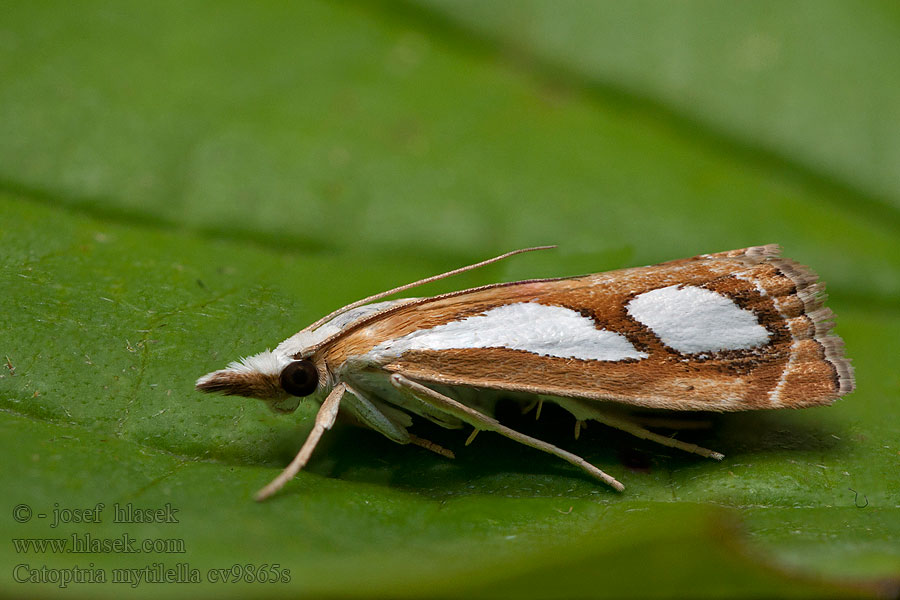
[196,245,854,500]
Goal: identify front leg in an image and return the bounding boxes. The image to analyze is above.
[389,373,625,492]
[255,382,346,502]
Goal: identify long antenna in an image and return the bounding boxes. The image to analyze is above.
[300,245,556,334]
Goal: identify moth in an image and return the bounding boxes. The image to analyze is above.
[196,245,854,500]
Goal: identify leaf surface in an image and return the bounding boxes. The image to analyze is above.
[2,2,898,598]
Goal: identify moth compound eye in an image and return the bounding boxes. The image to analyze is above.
[279,360,319,397]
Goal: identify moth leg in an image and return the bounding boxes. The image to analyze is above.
[408,434,455,459]
[255,382,346,502]
[554,398,724,460]
[344,383,454,459]
[520,398,539,416]
[593,412,724,460]
[389,373,625,492]
[342,384,411,444]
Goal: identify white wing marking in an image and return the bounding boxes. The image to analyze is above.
[367,302,647,362]
[626,285,769,353]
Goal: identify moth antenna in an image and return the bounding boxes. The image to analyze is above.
[300,245,556,335]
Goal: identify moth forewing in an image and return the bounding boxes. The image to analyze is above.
[196,244,854,500]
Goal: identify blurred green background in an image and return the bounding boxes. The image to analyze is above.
[1,1,898,598]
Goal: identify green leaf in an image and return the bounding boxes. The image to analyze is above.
[416,0,900,212]
[2,2,898,598]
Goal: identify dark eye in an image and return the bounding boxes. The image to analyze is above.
[279,360,319,397]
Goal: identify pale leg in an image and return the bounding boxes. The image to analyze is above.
[390,374,625,492]
[591,412,724,460]
[553,397,724,461]
[255,383,346,502]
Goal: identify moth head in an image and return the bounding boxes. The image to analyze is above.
[196,300,412,411]
[195,350,327,414]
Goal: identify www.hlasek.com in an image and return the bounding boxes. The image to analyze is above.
[13,563,292,588]
[14,533,185,555]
